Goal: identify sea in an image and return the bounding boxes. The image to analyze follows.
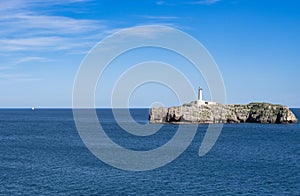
[0,108,299,195]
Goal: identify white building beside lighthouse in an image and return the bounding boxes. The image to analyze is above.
[197,86,216,106]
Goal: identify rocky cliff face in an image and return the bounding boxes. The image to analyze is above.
[149,102,297,124]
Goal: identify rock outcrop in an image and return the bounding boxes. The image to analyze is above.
[149,102,298,124]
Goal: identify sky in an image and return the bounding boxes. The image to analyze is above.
[0,0,299,108]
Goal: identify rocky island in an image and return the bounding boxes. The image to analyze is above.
[149,88,297,124]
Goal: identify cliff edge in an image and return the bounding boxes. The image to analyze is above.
[149,102,297,124]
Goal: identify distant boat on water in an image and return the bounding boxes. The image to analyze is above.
[32,107,35,111]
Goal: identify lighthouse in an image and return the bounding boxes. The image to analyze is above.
[197,87,203,106]
[197,86,217,106]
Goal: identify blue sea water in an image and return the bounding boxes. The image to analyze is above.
[0,108,299,195]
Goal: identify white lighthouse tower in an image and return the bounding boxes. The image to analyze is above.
[197,86,216,106]
[197,87,203,106]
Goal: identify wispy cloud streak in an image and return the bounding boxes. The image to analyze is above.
[139,15,179,20]
[188,0,220,5]
[0,0,107,53]
[0,0,105,83]
[15,56,49,64]
[155,0,220,6]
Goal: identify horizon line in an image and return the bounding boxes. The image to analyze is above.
[0,107,300,109]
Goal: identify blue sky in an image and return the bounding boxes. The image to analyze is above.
[0,0,299,108]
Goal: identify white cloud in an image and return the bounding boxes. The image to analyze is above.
[15,56,49,64]
[0,0,90,12]
[187,0,220,5]
[113,25,175,39]
[0,0,183,55]
[156,1,165,5]
[0,0,184,86]
[0,0,107,53]
[0,37,73,52]
[0,36,99,52]
[0,37,62,47]
[0,0,106,84]
[1,14,102,34]
[139,15,179,20]
[0,72,42,82]
[155,0,220,6]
